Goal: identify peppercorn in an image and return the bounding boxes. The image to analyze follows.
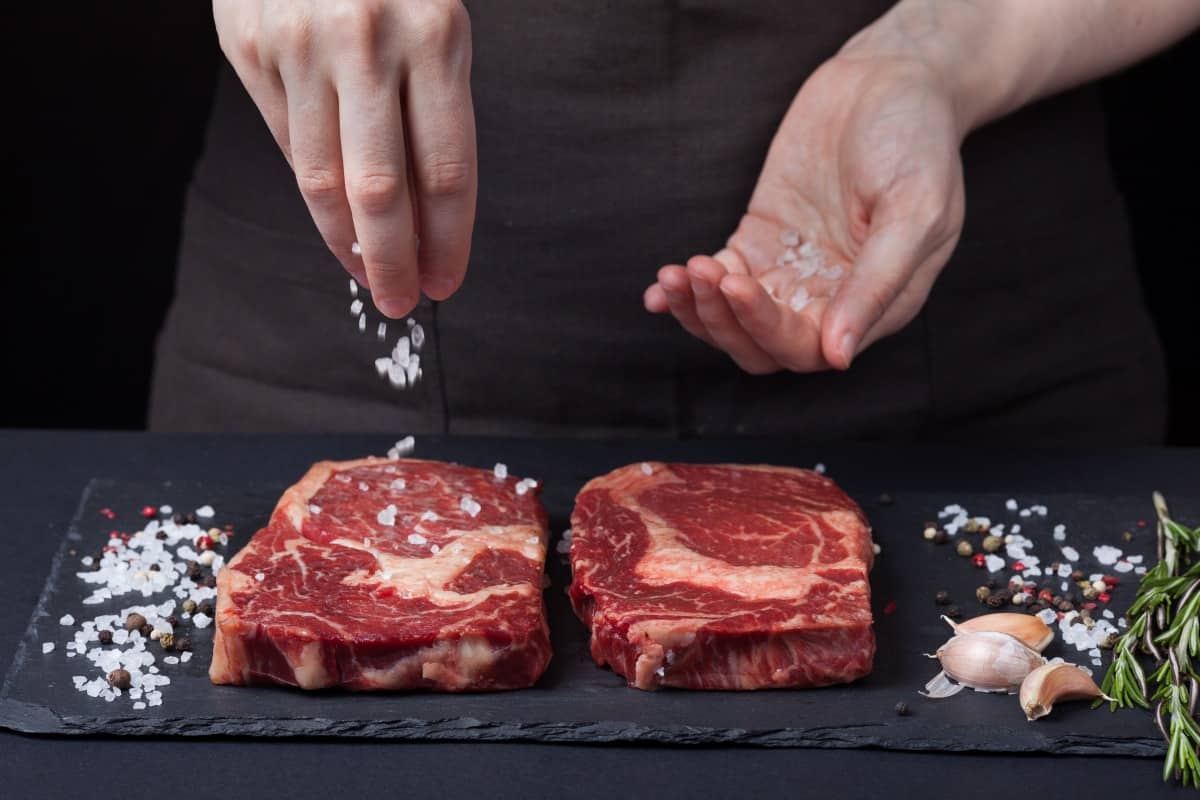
[98,630,113,645]
[1011,592,1026,606]
[1070,569,1085,582]
[932,529,948,545]
[1058,601,1074,612]
[934,590,951,606]
[894,701,910,716]
[1027,603,1043,613]
[166,615,179,626]
[174,636,192,652]
[198,600,214,616]
[878,493,895,506]
[986,594,1007,609]
[956,540,973,557]
[173,513,185,525]
[139,623,153,638]
[963,518,982,534]
[185,561,202,580]
[202,575,217,589]
[945,605,963,620]
[1100,633,1120,649]
[1051,595,1063,606]
[981,535,1003,553]
[972,553,986,568]
[155,530,167,541]
[107,668,132,690]
[182,599,197,615]
[223,523,234,532]
[159,632,175,651]
[124,613,147,631]
[140,505,157,519]
[185,512,197,524]
[1121,531,1133,543]
[975,586,990,603]
[149,563,160,572]
[1082,585,1099,600]
[986,577,999,589]
[922,525,938,541]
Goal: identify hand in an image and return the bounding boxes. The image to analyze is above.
[644,51,965,372]
[213,0,476,317]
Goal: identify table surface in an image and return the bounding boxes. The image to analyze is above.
[2,430,1196,799]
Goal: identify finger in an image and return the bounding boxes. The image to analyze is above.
[658,265,715,345]
[643,283,669,313]
[338,77,419,318]
[822,218,930,370]
[282,72,366,285]
[223,42,292,166]
[404,7,476,300]
[686,256,778,374]
[719,273,829,372]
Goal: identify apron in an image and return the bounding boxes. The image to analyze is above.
[150,1,1166,444]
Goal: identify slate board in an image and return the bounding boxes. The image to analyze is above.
[0,468,1179,754]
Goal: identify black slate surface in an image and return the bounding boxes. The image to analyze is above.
[0,459,1179,754]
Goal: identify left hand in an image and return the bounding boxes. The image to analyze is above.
[644,50,965,372]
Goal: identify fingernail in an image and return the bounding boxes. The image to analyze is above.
[377,296,414,319]
[422,275,457,300]
[690,277,711,297]
[839,332,858,368]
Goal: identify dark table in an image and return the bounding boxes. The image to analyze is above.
[2,431,1194,799]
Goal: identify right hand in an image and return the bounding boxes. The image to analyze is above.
[213,0,476,317]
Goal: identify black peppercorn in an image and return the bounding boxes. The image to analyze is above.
[986,594,1007,609]
[174,636,192,652]
[1070,569,1085,582]
[878,493,894,506]
[932,529,948,545]
[155,531,168,541]
[166,615,178,626]
[186,561,202,580]
[1058,601,1074,612]
[894,701,910,716]
[198,600,215,617]
[173,513,185,525]
[139,623,153,638]
[185,512,197,524]
[98,630,113,645]
[945,605,963,620]
[149,564,160,572]
[986,578,999,590]
[202,575,217,589]
[934,590,951,606]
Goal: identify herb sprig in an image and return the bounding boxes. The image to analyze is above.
[1098,492,1200,788]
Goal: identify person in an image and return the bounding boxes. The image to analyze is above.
[150,1,1199,441]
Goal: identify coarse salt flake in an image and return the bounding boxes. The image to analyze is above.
[1005,499,1018,511]
[309,504,321,515]
[641,462,653,475]
[377,504,398,526]
[390,478,406,490]
[460,495,481,518]
[350,298,364,316]
[254,572,265,582]
[407,533,427,545]
[195,505,215,519]
[1093,545,1123,566]
[59,614,75,626]
[351,241,362,256]
[42,642,55,654]
[814,463,826,474]
[1060,546,1079,562]
[985,554,1005,573]
[494,463,508,480]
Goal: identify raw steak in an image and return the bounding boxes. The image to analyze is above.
[568,462,875,690]
[210,457,552,691]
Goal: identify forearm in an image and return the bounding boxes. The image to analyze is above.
[841,0,1200,135]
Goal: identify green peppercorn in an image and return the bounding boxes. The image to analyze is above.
[981,535,1003,553]
[1121,531,1133,543]
[956,540,973,557]
[182,599,197,615]
[975,586,990,603]
[963,519,982,534]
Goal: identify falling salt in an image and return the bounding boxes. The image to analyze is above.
[351,241,362,256]
[1060,546,1079,562]
[350,278,359,297]
[388,436,415,459]
[788,286,810,312]
[411,324,425,350]
[254,573,265,582]
[814,463,827,474]
[358,313,366,333]
[1093,545,1123,566]
[985,554,1005,573]
[351,298,364,316]
[376,322,387,341]
[1005,499,1018,511]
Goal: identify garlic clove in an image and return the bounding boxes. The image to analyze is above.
[936,630,1046,693]
[944,612,1054,652]
[1019,662,1113,721]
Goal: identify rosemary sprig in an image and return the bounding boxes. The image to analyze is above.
[1096,492,1200,788]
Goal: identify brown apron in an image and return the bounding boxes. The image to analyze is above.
[150,1,1165,444]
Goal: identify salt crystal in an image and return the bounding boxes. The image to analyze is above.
[195,505,215,519]
[1037,608,1058,624]
[460,495,481,518]
[1057,564,1072,578]
[814,463,826,474]
[430,544,440,554]
[411,324,425,350]
[159,505,173,515]
[387,362,407,388]
[1091,658,1103,666]
[1127,554,1144,564]
[420,510,438,522]
[181,651,192,663]
[192,613,212,630]
[407,533,427,545]
[42,642,55,654]
[405,354,420,385]
[641,463,653,475]
[81,556,93,566]
[494,463,508,480]
[375,357,393,378]
[1011,524,1021,533]
[1114,560,1134,573]
[1093,545,1123,566]
[358,313,366,333]
[309,504,321,515]
[985,554,1005,573]
[351,241,362,256]
[59,614,74,626]
[1061,581,1069,592]
[390,479,406,490]
[1134,566,1147,575]
[254,573,265,582]
[377,505,398,526]
[376,322,387,341]
[1005,499,1018,511]
[798,242,818,259]
[392,336,411,363]
[1052,529,1066,542]
[1019,509,1031,518]
[391,436,415,457]
[133,701,147,710]
[515,478,537,496]
[1060,545,1079,562]
[1102,609,1114,619]
[1118,618,1128,628]
[163,656,179,665]
[819,265,843,281]
[779,229,800,247]
[351,298,364,316]
[556,539,571,554]
[350,277,359,296]
[358,481,370,492]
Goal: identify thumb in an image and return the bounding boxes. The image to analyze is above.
[821,216,931,370]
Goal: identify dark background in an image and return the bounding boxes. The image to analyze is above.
[9,6,1200,442]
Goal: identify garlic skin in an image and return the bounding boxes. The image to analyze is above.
[947,613,1054,652]
[1019,662,1113,721]
[934,630,1046,693]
